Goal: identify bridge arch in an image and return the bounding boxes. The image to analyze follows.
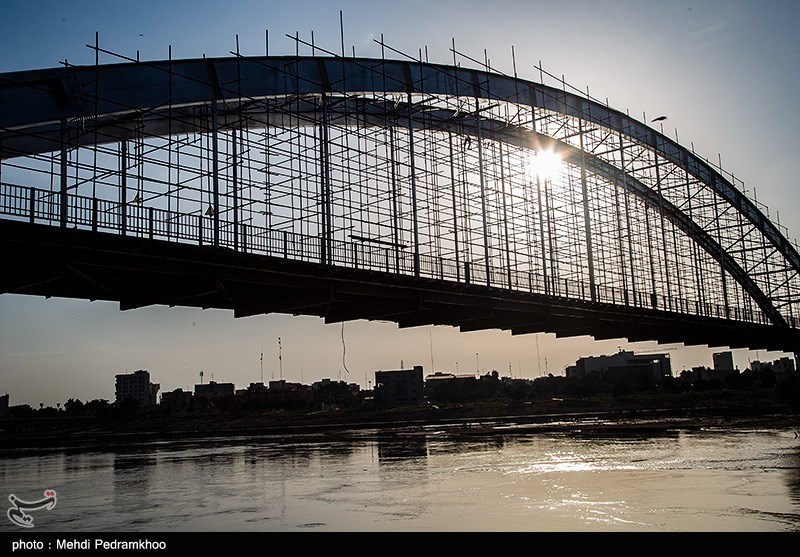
[1,56,798,352]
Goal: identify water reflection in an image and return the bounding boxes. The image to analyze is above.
[783,446,800,504]
[113,451,157,511]
[1,426,797,531]
[377,433,428,464]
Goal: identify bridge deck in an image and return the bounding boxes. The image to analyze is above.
[2,219,797,353]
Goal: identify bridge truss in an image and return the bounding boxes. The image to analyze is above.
[1,45,799,353]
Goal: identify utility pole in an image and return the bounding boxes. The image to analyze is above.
[260,350,263,384]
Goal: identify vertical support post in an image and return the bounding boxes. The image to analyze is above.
[232,127,239,251]
[545,177,558,295]
[389,126,400,273]
[408,92,420,277]
[618,132,636,305]
[29,187,36,224]
[319,95,332,265]
[712,198,731,318]
[448,132,461,282]
[499,143,512,289]
[148,207,154,239]
[60,120,68,229]
[654,152,672,310]
[211,102,220,247]
[536,175,548,294]
[92,197,98,232]
[645,205,658,308]
[121,140,127,236]
[578,118,596,302]
[475,98,490,286]
[613,171,628,305]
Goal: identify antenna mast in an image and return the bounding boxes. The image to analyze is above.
[278,337,283,380]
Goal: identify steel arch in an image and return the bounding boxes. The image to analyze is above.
[1,55,798,347]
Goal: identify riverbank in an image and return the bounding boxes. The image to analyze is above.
[2,389,799,455]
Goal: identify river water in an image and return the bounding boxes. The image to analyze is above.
[1,424,799,532]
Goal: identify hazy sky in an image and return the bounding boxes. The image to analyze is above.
[1,0,799,406]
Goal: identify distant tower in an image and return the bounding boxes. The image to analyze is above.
[199,370,204,385]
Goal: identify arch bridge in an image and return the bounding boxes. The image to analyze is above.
[1,53,799,354]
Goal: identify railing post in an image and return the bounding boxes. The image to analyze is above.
[242,224,247,253]
[92,197,98,232]
[148,207,154,239]
[283,231,288,259]
[198,215,203,246]
[464,261,471,285]
[29,187,36,224]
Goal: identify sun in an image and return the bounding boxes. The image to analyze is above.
[529,149,564,181]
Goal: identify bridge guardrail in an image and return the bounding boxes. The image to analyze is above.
[0,182,775,328]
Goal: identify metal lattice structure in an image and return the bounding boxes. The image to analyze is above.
[1,45,799,353]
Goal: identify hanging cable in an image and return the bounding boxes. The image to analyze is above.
[341,321,351,374]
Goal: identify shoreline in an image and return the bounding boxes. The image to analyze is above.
[2,402,799,456]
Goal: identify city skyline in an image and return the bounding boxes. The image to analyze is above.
[2,0,799,407]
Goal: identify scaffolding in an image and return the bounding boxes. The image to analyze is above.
[1,32,798,333]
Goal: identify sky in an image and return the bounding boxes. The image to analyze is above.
[1,0,799,407]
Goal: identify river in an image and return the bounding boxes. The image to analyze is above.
[1,423,799,532]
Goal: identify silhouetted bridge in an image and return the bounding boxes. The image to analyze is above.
[1,54,799,354]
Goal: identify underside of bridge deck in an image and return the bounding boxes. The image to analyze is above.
[3,219,797,354]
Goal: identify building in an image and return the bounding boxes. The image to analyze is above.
[0,393,8,417]
[160,388,193,410]
[713,351,735,372]
[264,380,313,405]
[566,350,672,383]
[194,381,235,398]
[375,365,424,405]
[115,370,159,407]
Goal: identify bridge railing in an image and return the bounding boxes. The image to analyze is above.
[0,182,777,328]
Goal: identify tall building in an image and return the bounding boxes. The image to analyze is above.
[374,366,424,405]
[115,370,159,406]
[713,351,735,372]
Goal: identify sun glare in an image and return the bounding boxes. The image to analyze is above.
[529,149,564,181]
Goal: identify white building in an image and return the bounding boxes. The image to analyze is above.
[115,369,159,406]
